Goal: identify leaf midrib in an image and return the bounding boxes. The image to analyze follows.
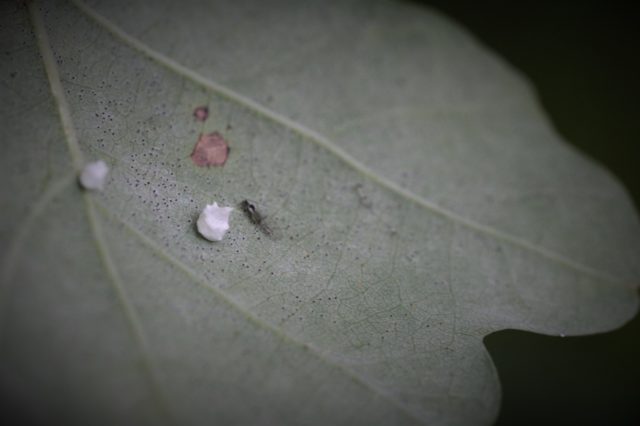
[27,1,172,422]
[70,0,627,287]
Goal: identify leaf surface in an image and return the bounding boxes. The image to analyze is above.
[1,0,639,424]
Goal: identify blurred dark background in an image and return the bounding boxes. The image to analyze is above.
[419,0,640,424]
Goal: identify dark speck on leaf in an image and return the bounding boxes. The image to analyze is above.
[193,106,209,122]
[191,132,229,167]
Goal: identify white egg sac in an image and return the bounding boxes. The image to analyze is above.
[79,160,109,191]
[197,202,233,242]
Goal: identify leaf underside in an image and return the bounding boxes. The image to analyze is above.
[1,0,638,425]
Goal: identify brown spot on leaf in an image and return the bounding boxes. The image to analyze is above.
[191,132,229,167]
[193,106,209,122]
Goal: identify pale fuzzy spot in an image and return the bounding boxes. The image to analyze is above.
[197,202,233,242]
[79,160,109,191]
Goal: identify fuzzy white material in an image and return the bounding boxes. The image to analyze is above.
[79,160,109,191]
[197,202,233,241]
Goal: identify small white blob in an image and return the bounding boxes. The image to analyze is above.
[79,160,109,191]
[197,202,233,242]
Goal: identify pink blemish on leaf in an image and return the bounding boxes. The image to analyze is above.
[191,132,229,167]
[193,106,209,122]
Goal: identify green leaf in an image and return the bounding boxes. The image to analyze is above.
[1,0,639,424]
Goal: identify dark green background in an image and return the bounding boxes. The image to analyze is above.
[420,1,639,424]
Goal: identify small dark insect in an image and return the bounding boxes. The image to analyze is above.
[240,199,272,236]
[353,183,372,208]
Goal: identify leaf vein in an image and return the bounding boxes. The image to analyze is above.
[93,199,427,425]
[27,2,173,422]
[70,0,627,287]
[0,174,75,285]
